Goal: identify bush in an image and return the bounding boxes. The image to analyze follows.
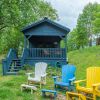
[22,64,33,71]
[18,70,26,75]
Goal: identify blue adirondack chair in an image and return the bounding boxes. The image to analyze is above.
[53,64,76,91]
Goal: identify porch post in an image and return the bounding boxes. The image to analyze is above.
[24,36,27,48]
[65,36,67,50]
[64,35,67,62]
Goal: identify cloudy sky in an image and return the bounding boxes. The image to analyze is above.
[46,0,100,30]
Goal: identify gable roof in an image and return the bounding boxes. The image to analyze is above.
[21,17,70,33]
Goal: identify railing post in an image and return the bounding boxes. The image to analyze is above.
[2,59,8,75]
[64,36,67,61]
[21,48,29,65]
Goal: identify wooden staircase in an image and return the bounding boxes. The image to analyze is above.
[2,49,23,75]
[6,59,22,75]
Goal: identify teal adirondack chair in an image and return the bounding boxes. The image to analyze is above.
[53,64,76,90]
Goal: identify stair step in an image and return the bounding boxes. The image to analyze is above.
[8,69,19,72]
[10,64,22,66]
[9,66,22,69]
[13,59,21,61]
[16,64,22,66]
[6,72,18,75]
[12,60,21,62]
[12,62,21,63]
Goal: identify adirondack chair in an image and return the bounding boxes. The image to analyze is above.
[27,62,47,88]
[53,64,76,90]
[74,67,100,100]
[66,92,86,100]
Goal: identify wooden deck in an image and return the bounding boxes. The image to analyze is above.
[27,48,66,59]
[2,48,67,75]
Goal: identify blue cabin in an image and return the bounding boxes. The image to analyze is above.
[2,17,70,75]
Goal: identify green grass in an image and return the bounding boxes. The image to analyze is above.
[0,65,63,100]
[68,46,100,80]
[0,45,100,100]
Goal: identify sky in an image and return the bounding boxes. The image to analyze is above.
[45,0,100,30]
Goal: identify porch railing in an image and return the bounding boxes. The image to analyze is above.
[28,48,66,59]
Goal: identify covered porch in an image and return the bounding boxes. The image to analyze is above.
[2,17,70,75]
[23,48,66,59]
[21,17,70,65]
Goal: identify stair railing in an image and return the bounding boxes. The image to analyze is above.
[2,48,18,75]
[21,48,29,66]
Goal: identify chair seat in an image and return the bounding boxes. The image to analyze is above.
[77,86,93,93]
[55,82,69,87]
[28,77,41,82]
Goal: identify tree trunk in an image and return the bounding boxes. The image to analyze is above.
[96,37,100,45]
[89,38,92,46]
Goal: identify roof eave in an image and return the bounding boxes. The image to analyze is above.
[21,18,70,34]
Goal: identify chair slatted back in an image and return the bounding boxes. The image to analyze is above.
[35,62,47,80]
[62,64,76,83]
[86,67,100,88]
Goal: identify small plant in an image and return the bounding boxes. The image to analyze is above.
[18,70,26,75]
[22,64,32,72]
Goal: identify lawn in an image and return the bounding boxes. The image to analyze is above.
[0,65,64,100]
[0,46,100,100]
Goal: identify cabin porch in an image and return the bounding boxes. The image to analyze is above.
[2,47,67,75]
[2,17,70,75]
[22,48,66,65]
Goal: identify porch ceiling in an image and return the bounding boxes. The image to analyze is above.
[28,36,62,42]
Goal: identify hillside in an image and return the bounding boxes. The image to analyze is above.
[68,46,100,79]
[0,46,100,99]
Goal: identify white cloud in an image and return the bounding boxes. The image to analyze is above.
[45,0,100,30]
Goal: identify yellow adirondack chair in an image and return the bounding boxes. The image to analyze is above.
[66,92,86,100]
[74,67,100,100]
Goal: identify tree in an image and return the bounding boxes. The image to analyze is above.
[67,2,100,51]
[67,28,79,51]
[76,3,98,47]
[0,0,58,54]
[76,14,89,48]
[93,4,100,45]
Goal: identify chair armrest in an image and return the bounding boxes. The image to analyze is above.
[26,72,34,77]
[93,83,100,87]
[52,76,59,79]
[69,77,76,82]
[92,83,100,93]
[52,76,61,83]
[69,77,76,85]
[74,79,86,88]
[74,80,86,84]
[41,73,47,77]
[26,72,31,75]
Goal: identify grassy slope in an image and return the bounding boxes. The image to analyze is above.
[0,46,100,100]
[68,46,100,79]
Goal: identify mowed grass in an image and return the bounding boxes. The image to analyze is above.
[68,46,100,79]
[0,45,100,100]
[0,65,62,100]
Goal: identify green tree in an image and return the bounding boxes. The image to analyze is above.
[93,4,100,33]
[67,2,100,51]
[76,3,98,47]
[0,0,58,53]
[67,28,78,51]
[93,4,100,45]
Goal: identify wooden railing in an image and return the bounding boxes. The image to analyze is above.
[28,48,66,59]
[2,49,18,75]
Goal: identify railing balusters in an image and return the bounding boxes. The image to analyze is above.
[27,48,66,59]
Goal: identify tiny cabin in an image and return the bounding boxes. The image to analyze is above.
[2,17,70,75]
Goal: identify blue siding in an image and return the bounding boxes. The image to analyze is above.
[24,59,67,67]
[24,23,66,36]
